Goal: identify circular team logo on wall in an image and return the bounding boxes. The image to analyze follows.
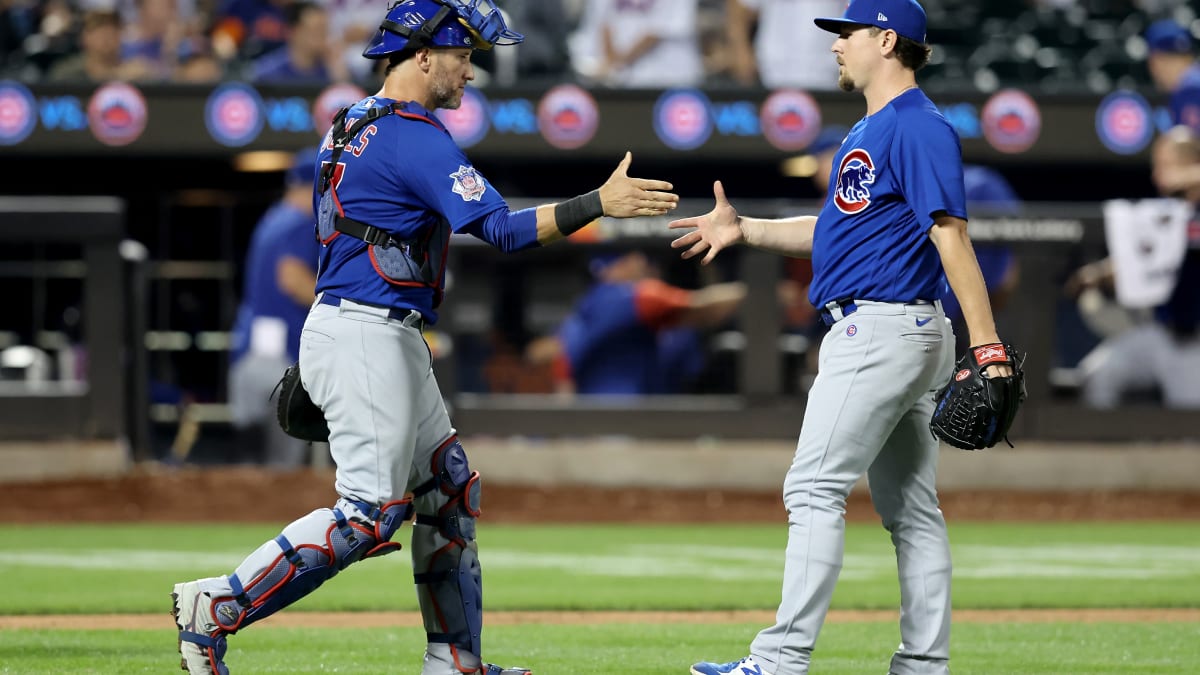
[88,82,148,146]
[760,89,822,151]
[436,87,490,149]
[205,83,264,147]
[653,89,713,151]
[980,89,1041,154]
[537,84,599,150]
[0,81,37,145]
[1095,90,1153,155]
[313,83,366,135]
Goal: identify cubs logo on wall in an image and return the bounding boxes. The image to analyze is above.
[537,84,599,150]
[1095,90,1153,155]
[0,80,37,145]
[205,83,264,147]
[981,89,1041,154]
[653,89,713,151]
[760,89,822,152]
[435,87,490,149]
[88,82,148,146]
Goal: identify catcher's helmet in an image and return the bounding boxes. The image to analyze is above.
[362,0,523,58]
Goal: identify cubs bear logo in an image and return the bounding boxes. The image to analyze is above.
[833,148,875,214]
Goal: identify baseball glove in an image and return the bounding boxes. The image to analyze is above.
[930,342,1026,450]
[272,362,329,443]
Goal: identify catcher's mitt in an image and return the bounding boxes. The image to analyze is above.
[272,362,329,443]
[930,342,1026,450]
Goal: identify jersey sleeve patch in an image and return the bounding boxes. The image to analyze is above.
[449,165,487,202]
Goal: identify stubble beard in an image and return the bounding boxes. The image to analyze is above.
[838,70,855,92]
[430,68,462,110]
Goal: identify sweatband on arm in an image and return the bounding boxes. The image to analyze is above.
[554,190,604,236]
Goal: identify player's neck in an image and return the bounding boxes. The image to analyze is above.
[863,72,919,116]
[378,71,436,111]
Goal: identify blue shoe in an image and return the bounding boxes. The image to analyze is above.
[691,656,772,675]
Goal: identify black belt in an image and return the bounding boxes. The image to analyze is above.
[318,294,422,326]
[818,298,935,326]
[819,298,857,326]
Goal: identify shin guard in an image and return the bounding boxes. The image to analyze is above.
[207,498,413,635]
[413,437,484,672]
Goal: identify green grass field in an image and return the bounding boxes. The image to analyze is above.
[1,521,1198,673]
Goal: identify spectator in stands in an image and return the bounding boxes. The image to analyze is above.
[173,40,224,82]
[120,0,190,80]
[46,9,124,82]
[324,0,381,82]
[250,1,343,83]
[528,248,745,395]
[1070,126,1200,409]
[726,0,842,90]
[1145,18,1200,133]
[211,0,289,62]
[227,148,322,468]
[503,0,572,81]
[573,0,704,88]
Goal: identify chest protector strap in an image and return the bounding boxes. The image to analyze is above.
[319,103,453,307]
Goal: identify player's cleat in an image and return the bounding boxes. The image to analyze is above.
[483,666,532,675]
[172,579,230,675]
[690,655,773,675]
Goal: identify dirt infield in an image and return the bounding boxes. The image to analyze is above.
[4,609,1200,631]
[1,466,1199,523]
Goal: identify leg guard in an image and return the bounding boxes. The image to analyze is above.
[412,436,485,673]
[205,497,414,635]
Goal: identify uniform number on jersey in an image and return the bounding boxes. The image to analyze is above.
[321,161,346,190]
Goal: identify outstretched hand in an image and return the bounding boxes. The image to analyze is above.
[668,180,743,265]
[598,151,678,218]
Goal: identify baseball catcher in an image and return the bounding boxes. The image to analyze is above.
[930,342,1026,450]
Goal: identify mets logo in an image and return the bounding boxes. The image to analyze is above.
[205,83,264,147]
[0,80,36,145]
[1095,90,1152,155]
[87,82,148,146]
[653,89,713,151]
[449,164,487,202]
[833,148,876,214]
[760,89,822,151]
[313,83,366,136]
[981,89,1040,154]
[537,84,599,150]
[436,87,490,149]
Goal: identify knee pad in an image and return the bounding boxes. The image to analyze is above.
[413,436,484,666]
[209,498,413,634]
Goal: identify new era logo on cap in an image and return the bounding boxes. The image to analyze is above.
[814,0,927,44]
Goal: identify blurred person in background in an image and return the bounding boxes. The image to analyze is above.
[726,0,843,90]
[250,1,344,82]
[325,0,383,82]
[170,2,678,674]
[573,0,703,87]
[1069,126,1200,409]
[501,0,571,81]
[45,9,124,81]
[527,248,745,395]
[210,0,289,62]
[120,0,191,80]
[227,147,321,469]
[1145,18,1200,133]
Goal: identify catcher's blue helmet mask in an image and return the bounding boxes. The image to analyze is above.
[362,0,524,58]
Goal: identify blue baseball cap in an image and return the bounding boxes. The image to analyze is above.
[1145,19,1192,55]
[286,147,318,186]
[815,0,927,44]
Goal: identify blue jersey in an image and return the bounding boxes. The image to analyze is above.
[313,96,512,324]
[230,201,320,364]
[1171,63,1200,133]
[808,88,967,308]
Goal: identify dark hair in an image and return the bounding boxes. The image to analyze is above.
[868,26,932,71]
[384,49,418,75]
[286,1,323,28]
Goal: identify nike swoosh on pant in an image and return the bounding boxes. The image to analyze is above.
[915,317,933,327]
